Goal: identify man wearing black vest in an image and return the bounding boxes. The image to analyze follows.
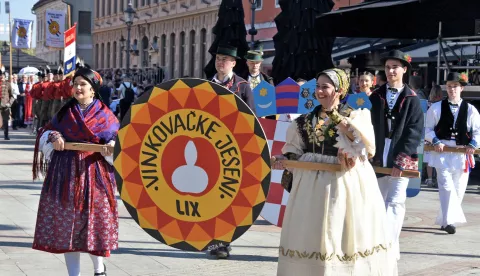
[424,72,480,234]
[370,50,424,260]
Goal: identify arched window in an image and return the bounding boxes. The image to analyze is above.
[180,32,185,76]
[120,0,125,12]
[142,36,149,67]
[114,0,118,14]
[101,0,105,17]
[95,44,99,68]
[100,43,105,68]
[107,42,111,68]
[170,33,176,78]
[161,34,166,67]
[119,41,123,68]
[200,29,206,78]
[189,30,195,77]
[113,41,117,68]
[134,0,138,8]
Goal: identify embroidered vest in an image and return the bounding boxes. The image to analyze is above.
[434,99,470,146]
[296,114,338,157]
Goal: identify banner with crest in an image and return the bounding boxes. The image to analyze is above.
[45,9,66,48]
[11,19,33,49]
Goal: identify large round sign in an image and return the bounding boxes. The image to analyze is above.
[114,78,271,252]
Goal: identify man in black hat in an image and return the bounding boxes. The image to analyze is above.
[0,67,14,140]
[424,72,480,235]
[241,44,274,89]
[210,45,256,115]
[370,50,424,260]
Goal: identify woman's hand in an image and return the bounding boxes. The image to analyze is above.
[101,141,115,157]
[271,155,287,170]
[53,136,65,151]
[336,119,349,134]
[338,150,356,171]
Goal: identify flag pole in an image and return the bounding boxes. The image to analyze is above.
[8,6,13,77]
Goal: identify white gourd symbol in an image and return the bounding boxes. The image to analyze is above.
[172,141,209,193]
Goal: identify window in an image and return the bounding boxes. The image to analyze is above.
[119,41,123,68]
[95,44,99,68]
[189,30,195,77]
[134,0,138,8]
[102,0,105,17]
[161,34,166,67]
[180,32,185,76]
[78,12,92,34]
[120,0,125,12]
[200,29,206,78]
[106,42,111,68]
[107,0,111,15]
[255,0,262,10]
[142,36,149,67]
[170,33,176,78]
[96,0,100,18]
[113,41,117,68]
[114,0,118,13]
[101,43,105,68]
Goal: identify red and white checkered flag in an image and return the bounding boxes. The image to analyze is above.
[258,118,291,227]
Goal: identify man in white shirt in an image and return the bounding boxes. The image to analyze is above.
[424,72,480,234]
[117,76,136,120]
[369,50,424,260]
[10,74,20,130]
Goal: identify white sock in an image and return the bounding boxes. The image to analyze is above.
[89,254,105,274]
[64,252,81,276]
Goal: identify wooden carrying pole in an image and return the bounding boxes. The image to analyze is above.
[64,143,113,152]
[282,160,420,178]
[424,145,480,154]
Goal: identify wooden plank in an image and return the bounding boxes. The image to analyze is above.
[64,143,113,152]
[279,160,420,178]
[423,145,480,154]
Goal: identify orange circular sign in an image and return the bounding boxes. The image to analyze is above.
[114,78,271,251]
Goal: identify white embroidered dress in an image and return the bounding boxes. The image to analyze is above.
[277,108,397,276]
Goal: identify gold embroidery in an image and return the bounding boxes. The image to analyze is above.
[279,244,388,263]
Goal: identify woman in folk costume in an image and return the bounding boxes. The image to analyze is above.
[272,68,397,275]
[32,65,119,276]
[425,72,480,234]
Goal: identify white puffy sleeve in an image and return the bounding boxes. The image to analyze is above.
[282,120,305,156]
[335,108,375,159]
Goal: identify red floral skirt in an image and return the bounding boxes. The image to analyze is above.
[32,151,118,257]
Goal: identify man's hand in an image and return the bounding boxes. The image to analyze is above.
[53,137,65,151]
[391,167,403,177]
[434,143,445,153]
[466,147,475,155]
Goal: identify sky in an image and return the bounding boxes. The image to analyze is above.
[0,0,38,47]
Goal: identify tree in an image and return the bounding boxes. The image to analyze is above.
[203,0,249,79]
[272,0,335,83]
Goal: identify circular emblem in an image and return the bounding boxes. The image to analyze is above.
[17,27,27,38]
[114,78,271,251]
[48,21,60,35]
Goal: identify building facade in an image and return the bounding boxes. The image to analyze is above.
[32,0,67,66]
[93,0,221,79]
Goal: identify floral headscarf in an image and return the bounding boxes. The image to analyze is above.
[317,68,350,99]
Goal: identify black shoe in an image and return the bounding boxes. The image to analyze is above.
[215,246,230,259]
[4,137,10,140]
[12,127,18,130]
[443,225,456,234]
[94,264,107,276]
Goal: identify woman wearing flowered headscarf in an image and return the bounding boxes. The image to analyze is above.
[272,68,397,275]
[32,65,119,276]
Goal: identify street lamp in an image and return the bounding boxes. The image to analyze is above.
[248,0,258,49]
[124,1,136,77]
[1,41,9,56]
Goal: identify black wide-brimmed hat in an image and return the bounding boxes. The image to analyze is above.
[381,50,412,70]
[446,72,468,86]
[215,45,240,59]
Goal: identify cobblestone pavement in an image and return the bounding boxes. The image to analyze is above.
[0,130,479,276]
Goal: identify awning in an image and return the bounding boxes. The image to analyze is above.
[315,0,480,39]
[331,38,415,61]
